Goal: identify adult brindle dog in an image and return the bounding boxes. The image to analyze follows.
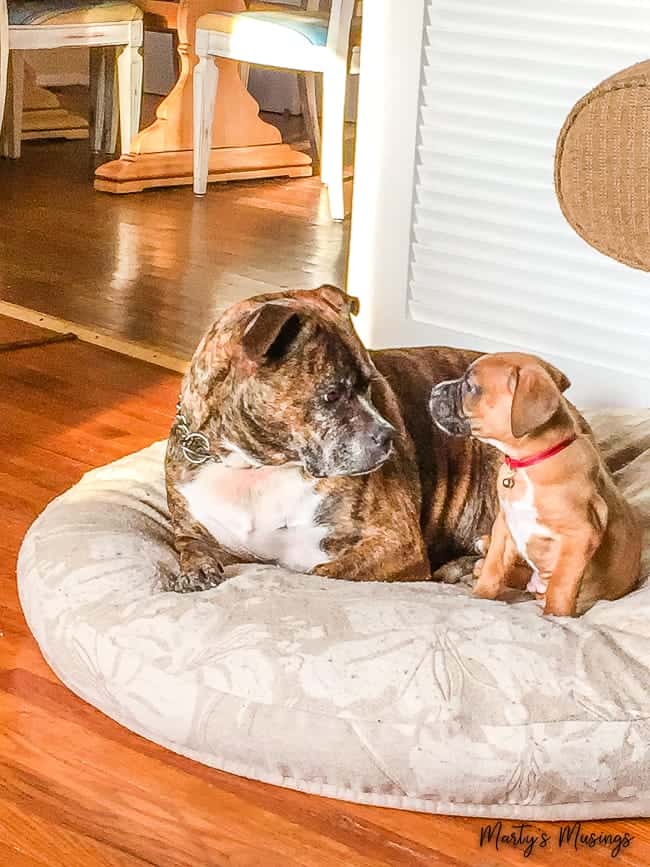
[164,285,501,591]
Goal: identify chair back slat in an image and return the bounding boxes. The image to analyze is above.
[326,0,355,60]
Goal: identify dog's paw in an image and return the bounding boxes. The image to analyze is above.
[432,555,478,586]
[164,552,225,593]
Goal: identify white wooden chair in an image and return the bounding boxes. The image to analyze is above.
[0,0,143,158]
[193,0,358,220]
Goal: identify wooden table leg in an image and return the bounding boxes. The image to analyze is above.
[94,0,312,193]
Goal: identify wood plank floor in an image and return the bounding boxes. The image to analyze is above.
[0,91,349,361]
[2,316,649,865]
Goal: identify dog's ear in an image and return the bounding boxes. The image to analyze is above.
[241,304,302,362]
[315,284,360,317]
[509,365,562,438]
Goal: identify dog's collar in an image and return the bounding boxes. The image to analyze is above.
[504,434,577,471]
[175,403,219,466]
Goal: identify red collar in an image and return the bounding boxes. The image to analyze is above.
[504,434,577,471]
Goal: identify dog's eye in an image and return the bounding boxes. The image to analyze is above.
[358,377,371,398]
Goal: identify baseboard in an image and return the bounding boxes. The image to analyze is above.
[0,300,187,373]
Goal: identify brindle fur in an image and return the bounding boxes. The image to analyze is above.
[164,286,502,591]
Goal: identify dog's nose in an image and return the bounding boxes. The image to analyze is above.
[372,426,394,451]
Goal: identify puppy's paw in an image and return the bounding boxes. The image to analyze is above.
[432,555,478,586]
[543,599,575,618]
[472,575,504,600]
[164,552,225,593]
[473,557,485,578]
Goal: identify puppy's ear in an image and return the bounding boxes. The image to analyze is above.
[241,304,302,362]
[315,284,360,317]
[510,365,562,438]
[538,358,571,393]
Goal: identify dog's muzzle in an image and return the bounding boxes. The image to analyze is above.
[351,423,395,475]
[301,419,396,478]
[429,379,471,437]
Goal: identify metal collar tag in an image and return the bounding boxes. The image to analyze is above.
[175,402,216,466]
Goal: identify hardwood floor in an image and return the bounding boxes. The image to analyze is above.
[1,315,650,865]
[0,92,349,361]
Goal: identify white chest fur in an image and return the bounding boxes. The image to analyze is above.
[179,462,330,573]
[500,470,554,594]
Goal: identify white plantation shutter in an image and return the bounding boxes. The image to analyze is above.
[407,0,650,404]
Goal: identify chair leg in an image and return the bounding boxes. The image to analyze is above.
[90,47,118,154]
[89,48,104,153]
[116,40,142,156]
[320,63,347,221]
[89,47,108,153]
[0,14,7,155]
[193,50,218,196]
[1,50,25,159]
[297,71,320,167]
[106,49,119,155]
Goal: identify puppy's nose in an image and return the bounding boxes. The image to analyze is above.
[430,383,452,417]
[372,426,394,451]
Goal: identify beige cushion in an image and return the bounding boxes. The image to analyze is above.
[9,0,142,25]
[197,6,361,47]
[17,410,650,820]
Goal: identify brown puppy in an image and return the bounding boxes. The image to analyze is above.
[164,285,502,591]
[429,352,641,616]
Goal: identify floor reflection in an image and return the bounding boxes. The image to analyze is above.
[0,94,350,359]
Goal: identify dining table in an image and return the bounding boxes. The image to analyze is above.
[94,0,312,193]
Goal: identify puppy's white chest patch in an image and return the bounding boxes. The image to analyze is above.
[501,470,553,593]
[179,462,330,572]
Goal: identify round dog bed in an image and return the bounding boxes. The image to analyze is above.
[17,410,650,820]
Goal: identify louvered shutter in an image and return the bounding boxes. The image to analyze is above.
[408,0,650,401]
